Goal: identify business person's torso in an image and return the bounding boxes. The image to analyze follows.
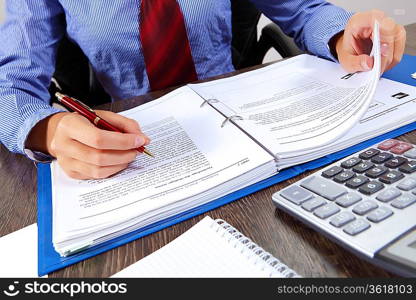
[59,0,234,101]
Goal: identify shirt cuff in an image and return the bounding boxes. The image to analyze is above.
[17,107,65,162]
[24,148,55,163]
[306,7,353,62]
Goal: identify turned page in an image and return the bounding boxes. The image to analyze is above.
[51,86,274,246]
[190,23,381,157]
[277,78,416,168]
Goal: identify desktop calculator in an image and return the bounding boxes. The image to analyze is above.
[272,139,416,277]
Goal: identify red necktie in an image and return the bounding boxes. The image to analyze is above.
[139,0,198,91]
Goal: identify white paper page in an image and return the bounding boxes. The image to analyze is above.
[51,86,274,252]
[325,77,416,150]
[281,78,416,161]
[190,23,381,155]
[0,224,39,277]
[359,79,416,127]
[276,78,416,168]
[112,216,287,277]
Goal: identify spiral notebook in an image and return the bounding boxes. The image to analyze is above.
[112,216,300,277]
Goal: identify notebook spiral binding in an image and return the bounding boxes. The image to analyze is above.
[211,219,301,278]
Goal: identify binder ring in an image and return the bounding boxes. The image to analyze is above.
[200,98,219,107]
[221,115,244,128]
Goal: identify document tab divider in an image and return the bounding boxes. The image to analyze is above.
[37,55,416,276]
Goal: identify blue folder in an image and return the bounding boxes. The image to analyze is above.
[37,55,416,276]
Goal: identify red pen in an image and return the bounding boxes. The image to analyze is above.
[55,92,154,158]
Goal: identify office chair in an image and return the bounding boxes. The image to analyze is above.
[231,0,302,69]
[50,37,110,106]
[50,1,302,105]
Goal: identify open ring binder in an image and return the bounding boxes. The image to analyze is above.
[37,53,416,276]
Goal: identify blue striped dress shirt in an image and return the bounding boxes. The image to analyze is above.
[0,0,352,158]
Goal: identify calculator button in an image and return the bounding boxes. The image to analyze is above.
[359,148,380,160]
[376,188,402,202]
[384,156,408,168]
[343,219,371,236]
[341,157,362,169]
[335,193,362,207]
[301,197,327,212]
[301,176,348,201]
[365,166,388,178]
[358,181,384,195]
[390,142,413,155]
[404,148,416,159]
[330,212,356,228]
[391,194,416,209]
[378,140,400,151]
[398,161,416,174]
[379,171,404,184]
[352,200,378,215]
[352,162,375,173]
[333,171,355,183]
[321,166,343,178]
[345,176,369,189]
[397,178,416,191]
[371,152,393,164]
[280,186,313,205]
[313,203,341,219]
[366,207,393,223]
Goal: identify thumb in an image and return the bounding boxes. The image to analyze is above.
[340,52,374,73]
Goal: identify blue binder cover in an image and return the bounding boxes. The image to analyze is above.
[37,56,416,276]
[383,54,416,87]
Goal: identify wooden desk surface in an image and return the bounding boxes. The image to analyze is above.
[0,23,415,278]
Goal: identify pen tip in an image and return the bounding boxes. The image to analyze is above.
[143,149,155,158]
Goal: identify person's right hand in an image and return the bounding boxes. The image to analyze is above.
[26,110,150,180]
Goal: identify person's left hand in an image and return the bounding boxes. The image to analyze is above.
[334,10,406,74]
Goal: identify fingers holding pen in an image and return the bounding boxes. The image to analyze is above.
[57,156,130,180]
[53,137,139,167]
[95,110,151,145]
[57,113,147,151]
[46,112,150,179]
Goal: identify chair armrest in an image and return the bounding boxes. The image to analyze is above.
[257,23,303,60]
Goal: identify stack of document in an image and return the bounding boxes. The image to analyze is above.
[190,21,382,169]
[50,24,416,256]
[51,86,277,255]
